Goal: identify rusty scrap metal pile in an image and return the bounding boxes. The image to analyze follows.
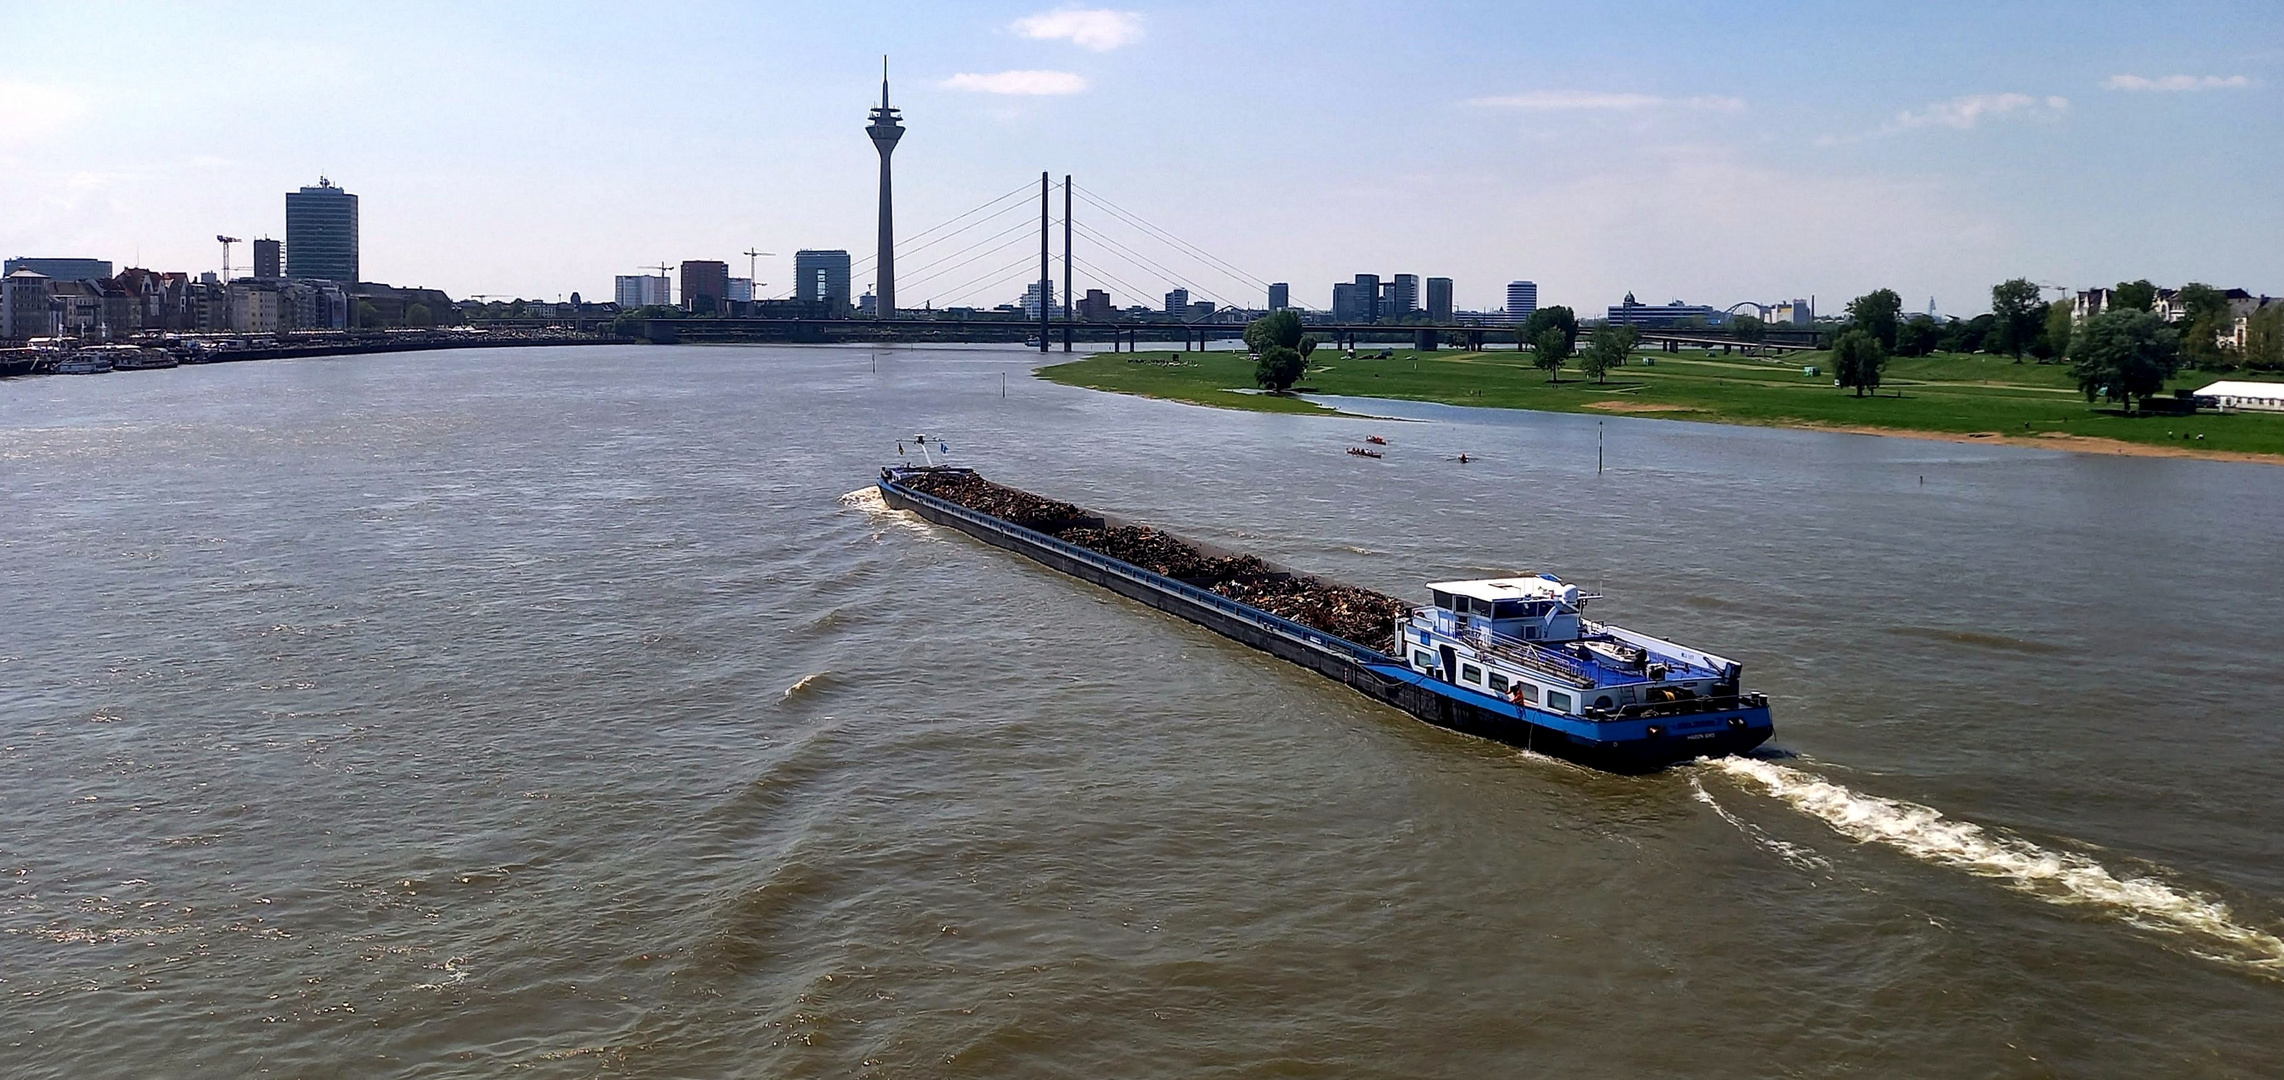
[902,471,1084,534]
[1208,577,1410,647]
[903,470,1410,646]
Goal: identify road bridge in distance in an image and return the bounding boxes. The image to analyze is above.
[614,317,1821,355]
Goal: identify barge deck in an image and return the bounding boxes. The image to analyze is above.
[877,465,1771,773]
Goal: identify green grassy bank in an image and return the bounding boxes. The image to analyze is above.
[1036,346,2284,459]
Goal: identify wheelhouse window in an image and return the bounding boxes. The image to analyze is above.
[1521,684,1539,704]
[1414,650,1435,670]
[1546,690,1573,713]
[1431,590,1455,610]
[1487,672,1510,694]
[1461,664,1482,685]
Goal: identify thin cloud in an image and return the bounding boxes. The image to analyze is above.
[2104,74,2251,91]
[1467,91,1744,112]
[1011,8,1144,51]
[0,81,85,146]
[942,70,1089,95]
[1895,93,2069,129]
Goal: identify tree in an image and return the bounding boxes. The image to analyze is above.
[1938,313,1996,354]
[2244,304,2284,371]
[1731,314,1766,342]
[1244,309,1304,354]
[1254,345,1307,392]
[1578,325,1637,383]
[2177,282,2230,324]
[1519,305,1579,354]
[2174,282,2238,371]
[2112,279,2157,312]
[1532,327,1572,382]
[1894,315,1939,357]
[2038,300,2073,362]
[1845,289,1903,351]
[2070,309,2181,412]
[406,303,435,328]
[1990,278,2044,362]
[357,300,380,329]
[1832,329,1887,397]
[1298,335,1319,361]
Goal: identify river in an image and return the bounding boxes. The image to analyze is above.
[3,344,2279,1077]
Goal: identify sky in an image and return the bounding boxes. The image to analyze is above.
[3,1,2278,316]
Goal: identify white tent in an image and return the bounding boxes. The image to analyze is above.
[2194,381,2284,412]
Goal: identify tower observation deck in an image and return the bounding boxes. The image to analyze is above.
[867,58,905,318]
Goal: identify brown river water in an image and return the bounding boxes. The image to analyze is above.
[3,344,2280,1077]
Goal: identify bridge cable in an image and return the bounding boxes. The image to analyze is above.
[1069,218,1245,312]
[850,178,1036,273]
[893,218,1040,286]
[928,252,1048,309]
[1071,183,1281,296]
[896,230,1039,295]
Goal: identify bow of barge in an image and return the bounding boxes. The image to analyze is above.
[878,465,1772,773]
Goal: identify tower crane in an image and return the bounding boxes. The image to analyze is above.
[217,235,241,280]
[742,248,776,294]
[644,262,675,307]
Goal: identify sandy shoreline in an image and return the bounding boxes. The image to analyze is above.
[1798,423,2280,465]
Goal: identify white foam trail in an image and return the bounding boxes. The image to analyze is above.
[1690,777,1831,873]
[782,671,833,701]
[1711,757,2284,975]
[839,486,935,538]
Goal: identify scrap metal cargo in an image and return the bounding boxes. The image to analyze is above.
[879,464,1774,773]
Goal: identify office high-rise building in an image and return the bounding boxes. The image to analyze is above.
[680,260,729,313]
[1331,283,1363,322]
[1426,277,1454,322]
[285,177,358,283]
[615,275,671,308]
[252,238,282,280]
[1078,288,1114,321]
[1352,274,1382,321]
[793,250,853,310]
[3,257,110,282]
[1164,288,1189,317]
[1389,274,1419,316]
[1267,282,1290,311]
[1023,280,1055,320]
[1506,280,1539,324]
[728,278,754,304]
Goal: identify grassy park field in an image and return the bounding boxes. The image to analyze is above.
[1037,345,2284,461]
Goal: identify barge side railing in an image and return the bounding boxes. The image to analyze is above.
[884,477,1397,669]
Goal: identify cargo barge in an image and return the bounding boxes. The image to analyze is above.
[878,464,1772,773]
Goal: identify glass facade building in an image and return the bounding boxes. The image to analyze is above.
[285,178,359,283]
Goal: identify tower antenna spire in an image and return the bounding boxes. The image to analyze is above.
[867,55,906,318]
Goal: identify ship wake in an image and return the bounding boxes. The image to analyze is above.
[1708,756,2284,978]
[840,485,935,538]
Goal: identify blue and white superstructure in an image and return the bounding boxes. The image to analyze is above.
[1398,575,1772,754]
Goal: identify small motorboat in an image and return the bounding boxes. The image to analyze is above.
[1346,447,1383,459]
[1365,435,1388,445]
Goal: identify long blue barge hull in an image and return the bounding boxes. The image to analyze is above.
[879,472,1772,773]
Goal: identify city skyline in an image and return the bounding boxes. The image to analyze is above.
[2,2,2277,314]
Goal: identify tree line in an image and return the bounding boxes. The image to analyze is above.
[1827,278,2282,411]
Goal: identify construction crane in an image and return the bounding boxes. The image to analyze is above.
[643,262,675,307]
[742,248,776,293]
[217,235,241,280]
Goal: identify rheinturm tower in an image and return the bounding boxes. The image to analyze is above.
[867,57,904,318]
